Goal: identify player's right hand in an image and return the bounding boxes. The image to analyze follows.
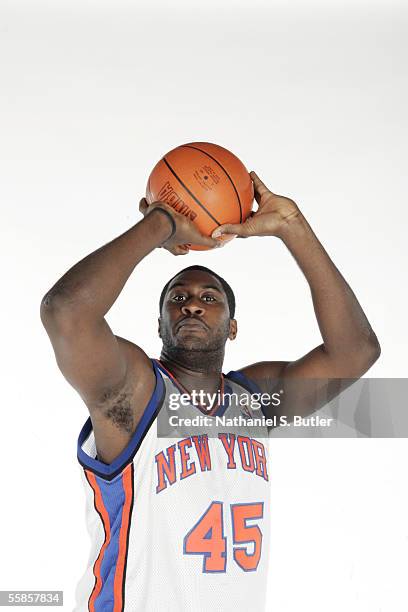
[139,198,221,256]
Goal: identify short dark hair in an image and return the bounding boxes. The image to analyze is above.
[159,265,236,319]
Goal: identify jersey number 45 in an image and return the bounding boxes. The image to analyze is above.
[183,501,264,573]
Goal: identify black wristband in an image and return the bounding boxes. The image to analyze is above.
[149,206,177,242]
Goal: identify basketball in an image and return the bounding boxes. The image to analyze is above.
[146,142,254,250]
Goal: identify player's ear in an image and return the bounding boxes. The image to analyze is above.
[158,317,162,339]
[228,319,237,341]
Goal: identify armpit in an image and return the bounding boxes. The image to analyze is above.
[91,383,136,435]
[103,391,134,434]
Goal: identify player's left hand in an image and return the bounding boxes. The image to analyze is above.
[211,171,301,239]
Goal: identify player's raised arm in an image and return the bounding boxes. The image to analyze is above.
[40,203,220,463]
[212,171,381,420]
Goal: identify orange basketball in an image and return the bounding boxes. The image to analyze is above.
[146,142,254,250]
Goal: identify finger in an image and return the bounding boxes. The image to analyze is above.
[173,244,190,255]
[250,171,275,197]
[139,198,149,214]
[211,223,250,238]
[190,231,222,249]
[163,244,188,256]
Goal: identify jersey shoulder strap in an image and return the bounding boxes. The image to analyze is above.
[225,369,262,395]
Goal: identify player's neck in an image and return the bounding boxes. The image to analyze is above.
[158,349,224,401]
[159,347,224,379]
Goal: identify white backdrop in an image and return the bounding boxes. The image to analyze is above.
[1,1,407,610]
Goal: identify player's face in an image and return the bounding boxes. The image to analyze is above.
[159,270,236,351]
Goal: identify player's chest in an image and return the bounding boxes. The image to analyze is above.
[134,430,270,496]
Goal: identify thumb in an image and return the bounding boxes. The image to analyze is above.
[212,223,248,238]
[192,233,224,249]
[139,197,149,214]
[250,171,276,197]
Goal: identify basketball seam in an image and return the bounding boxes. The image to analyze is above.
[180,144,243,223]
[162,157,222,226]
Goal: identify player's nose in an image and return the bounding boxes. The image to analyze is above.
[181,301,205,316]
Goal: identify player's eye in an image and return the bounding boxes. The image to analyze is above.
[202,295,216,302]
[172,294,186,302]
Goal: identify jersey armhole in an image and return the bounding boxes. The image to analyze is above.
[77,359,165,481]
[225,370,262,394]
[226,370,270,419]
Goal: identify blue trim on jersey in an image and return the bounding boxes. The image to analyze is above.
[225,370,262,395]
[77,359,165,477]
[94,474,127,610]
[225,370,269,417]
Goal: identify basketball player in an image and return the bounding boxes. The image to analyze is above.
[40,171,380,611]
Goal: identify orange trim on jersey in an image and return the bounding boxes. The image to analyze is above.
[154,358,225,416]
[113,463,134,612]
[85,470,111,612]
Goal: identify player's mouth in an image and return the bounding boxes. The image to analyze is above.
[176,318,208,333]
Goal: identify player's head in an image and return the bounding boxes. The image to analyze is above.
[158,265,237,352]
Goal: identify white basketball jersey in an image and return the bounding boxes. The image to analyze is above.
[74,358,271,612]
